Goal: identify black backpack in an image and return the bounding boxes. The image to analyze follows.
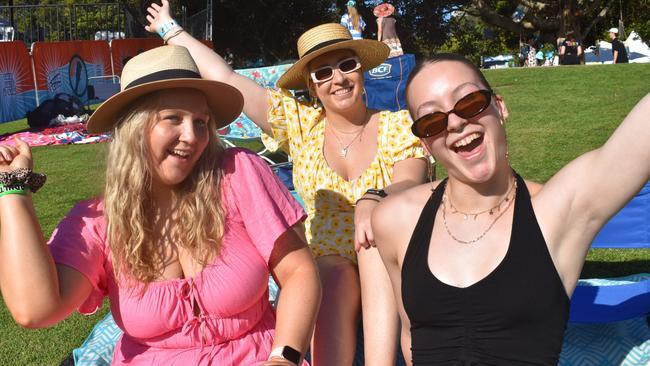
[26,93,85,129]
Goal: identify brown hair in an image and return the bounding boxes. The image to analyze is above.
[405,53,493,116]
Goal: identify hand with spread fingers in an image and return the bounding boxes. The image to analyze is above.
[144,0,174,35]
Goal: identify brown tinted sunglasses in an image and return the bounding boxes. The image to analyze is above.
[411,90,493,138]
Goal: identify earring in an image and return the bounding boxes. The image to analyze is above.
[311,95,320,109]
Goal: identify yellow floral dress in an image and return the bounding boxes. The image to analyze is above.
[262,89,426,262]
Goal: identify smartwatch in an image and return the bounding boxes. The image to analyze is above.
[269,345,301,364]
[365,188,388,198]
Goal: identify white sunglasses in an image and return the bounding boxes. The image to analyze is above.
[309,57,362,84]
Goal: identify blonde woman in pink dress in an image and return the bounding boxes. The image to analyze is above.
[0,45,320,366]
[145,1,429,364]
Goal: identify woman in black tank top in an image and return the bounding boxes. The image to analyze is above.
[371,54,650,365]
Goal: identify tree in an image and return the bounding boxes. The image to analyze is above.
[464,0,650,47]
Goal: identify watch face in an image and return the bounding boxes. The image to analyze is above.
[282,346,302,363]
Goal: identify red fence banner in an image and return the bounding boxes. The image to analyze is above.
[0,41,37,124]
[110,38,164,76]
[31,40,112,104]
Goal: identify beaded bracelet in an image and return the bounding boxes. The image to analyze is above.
[0,168,47,193]
[157,19,180,38]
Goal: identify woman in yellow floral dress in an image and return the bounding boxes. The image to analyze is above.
[147,2,428,365]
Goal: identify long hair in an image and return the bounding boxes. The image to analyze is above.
[347,5,361,31]
[104,91,227,285]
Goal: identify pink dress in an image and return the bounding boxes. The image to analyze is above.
[48,148,307,365]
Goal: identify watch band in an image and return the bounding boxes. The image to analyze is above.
[269,345,301,364]
[365,188,388,198]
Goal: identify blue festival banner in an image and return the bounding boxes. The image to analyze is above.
[0,41,37,124]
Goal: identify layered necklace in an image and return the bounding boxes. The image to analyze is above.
[441,176,517,245]
[327,110,369,158]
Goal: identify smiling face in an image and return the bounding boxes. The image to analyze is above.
[406,60,509,183]
[307,49,365,112]
[146,88,211,193]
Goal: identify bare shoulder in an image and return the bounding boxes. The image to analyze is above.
[524,179,544,197]
[372,181,441,257]
[376,181,440,219]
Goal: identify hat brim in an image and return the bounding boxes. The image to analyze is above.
[276,39,390,90]
[86,79,244,134]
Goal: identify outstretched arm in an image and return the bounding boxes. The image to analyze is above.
[146,0,272,134]
[535,93,650,291]
[0,138,91,328]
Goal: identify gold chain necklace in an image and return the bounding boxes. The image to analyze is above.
[327,111,369,158]
[447,178,517,220]
[441,178,517,245]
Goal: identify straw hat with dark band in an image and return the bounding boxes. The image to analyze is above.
[86,45,244,133]
[276,23,390,90]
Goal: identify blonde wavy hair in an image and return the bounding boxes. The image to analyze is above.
[104,91,227,284]
[347,5,361,31]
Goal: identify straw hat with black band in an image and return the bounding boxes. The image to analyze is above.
[87,45,243,134]
[276,23,390,90]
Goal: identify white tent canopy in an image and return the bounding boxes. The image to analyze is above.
[585,31,650,64]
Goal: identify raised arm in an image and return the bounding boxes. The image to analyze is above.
[0,138,91,328]
[534,93,650,291]
[146,0,272,134]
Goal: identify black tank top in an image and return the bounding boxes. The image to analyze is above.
[402,175,570,365]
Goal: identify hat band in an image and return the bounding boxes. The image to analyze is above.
[124,69,201,90]
[302,38,351,58]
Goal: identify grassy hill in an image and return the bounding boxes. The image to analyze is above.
[0,62,649,365]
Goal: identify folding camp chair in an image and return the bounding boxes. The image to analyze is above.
[569,181,650,323]
[558,181,650,365]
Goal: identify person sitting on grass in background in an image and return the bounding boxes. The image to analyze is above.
[0,45,320,366]
[372,53,650,365]
[145,1,429,364]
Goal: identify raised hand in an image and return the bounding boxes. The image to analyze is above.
[0,137,33,173]
[145,0,173,35]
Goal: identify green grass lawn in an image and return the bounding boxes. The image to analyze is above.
[1,63,649,365]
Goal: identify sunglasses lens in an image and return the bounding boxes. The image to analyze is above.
[455,90,490,119]
[339,58,359,73]
[313,67,333,82]
[413,113,447,137]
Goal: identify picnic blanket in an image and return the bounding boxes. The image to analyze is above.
[0,123,111,147]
